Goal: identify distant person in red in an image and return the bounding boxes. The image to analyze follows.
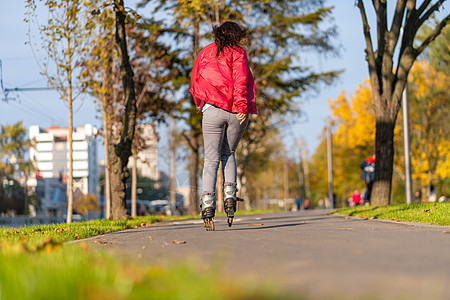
[350,189,363,206]
[360,153,375,204]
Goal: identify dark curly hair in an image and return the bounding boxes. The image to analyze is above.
[213,21,248,57]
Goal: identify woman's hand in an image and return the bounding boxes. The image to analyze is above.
[236,113,247,124]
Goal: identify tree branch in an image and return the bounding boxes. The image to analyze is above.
[356,0,377,70]
[417,0,446,29]
[388,0,406,55]
[417,0,433,17]
[375,0,387,61]
[416,14,450,56]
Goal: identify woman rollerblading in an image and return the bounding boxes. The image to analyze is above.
[189,21,257,231]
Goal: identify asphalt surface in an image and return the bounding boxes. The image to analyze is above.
[83,210,450,299]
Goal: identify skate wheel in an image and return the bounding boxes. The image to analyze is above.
[204,219,215,231]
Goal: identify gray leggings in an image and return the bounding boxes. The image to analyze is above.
[202,106,248,194]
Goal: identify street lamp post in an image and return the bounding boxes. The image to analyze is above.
[327,119,334,209]
[402,83,413,204]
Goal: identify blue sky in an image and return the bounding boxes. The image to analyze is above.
[3,1,444,179]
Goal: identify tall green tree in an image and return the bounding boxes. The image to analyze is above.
[140,0,339,212]
[25,0,95,223]
[0,122,35,214]
[236,0,340,205]
[356,0,449,205]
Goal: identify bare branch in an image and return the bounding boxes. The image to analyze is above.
[356,0,377,70]
[417,0,433,17]
[416,14,450,56]
[388,0,406,55]
[405,0,416,20]
[417,0,446,29]
[375,0,387,60]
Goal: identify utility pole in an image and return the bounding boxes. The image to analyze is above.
[283,159,289,211]
[298,150,305,202]
[402,83,413,204]
[169,119,177,215]
[327,119,334,209]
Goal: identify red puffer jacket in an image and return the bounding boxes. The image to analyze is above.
[189,43,257,114]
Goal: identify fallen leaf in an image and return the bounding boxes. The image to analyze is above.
[94,241,108,245]
[145,236,154,239]
[172,240,186,245]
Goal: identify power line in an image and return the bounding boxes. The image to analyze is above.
[1,59,53,102]
[5,100,52,124]
[20,93,65,125]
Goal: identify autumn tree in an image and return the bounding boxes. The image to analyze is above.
[356,0,449,205]
[74,193,100,217]
[84,1,179,219]
[309,83,376,206]
[407,60,449,195]
[100,0,139,219]
[25,0,96,223]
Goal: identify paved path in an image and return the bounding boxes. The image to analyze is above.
[84,210,450,299]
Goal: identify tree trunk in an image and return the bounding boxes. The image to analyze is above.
[188,134,199,215]
[169,119,177,215]
[187,18,201,216]
[109,144,128,218]
[371,117,396,206]
[102,109,111,219]
[110,0,138,220]
[131,150,137,217]
[102,73,111,220]
[65,14,74,224]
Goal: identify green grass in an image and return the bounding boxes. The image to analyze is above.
[0,209,277,246]
[0,242,293,300]
[0,216,162,246]
[0,210,297,299]
[333,202,450,226]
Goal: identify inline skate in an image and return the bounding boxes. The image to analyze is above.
[223,182,244,227]
[200,192,216,231]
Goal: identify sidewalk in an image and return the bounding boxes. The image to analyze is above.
[84,210,450,300]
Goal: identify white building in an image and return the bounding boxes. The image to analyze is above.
[29,124,98,200]
[127,124,159,181]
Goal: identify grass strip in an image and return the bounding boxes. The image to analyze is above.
[0,242,294,300]
[0,209,277,246]
[333,202,450,226]
[0,216,162,246]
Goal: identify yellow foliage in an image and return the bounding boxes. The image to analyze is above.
[405,60,450,187]
[74,193,100,216]
[310,82,376,204]
[328,81,375,151]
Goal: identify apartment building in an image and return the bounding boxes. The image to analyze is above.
[28,124,98,215]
